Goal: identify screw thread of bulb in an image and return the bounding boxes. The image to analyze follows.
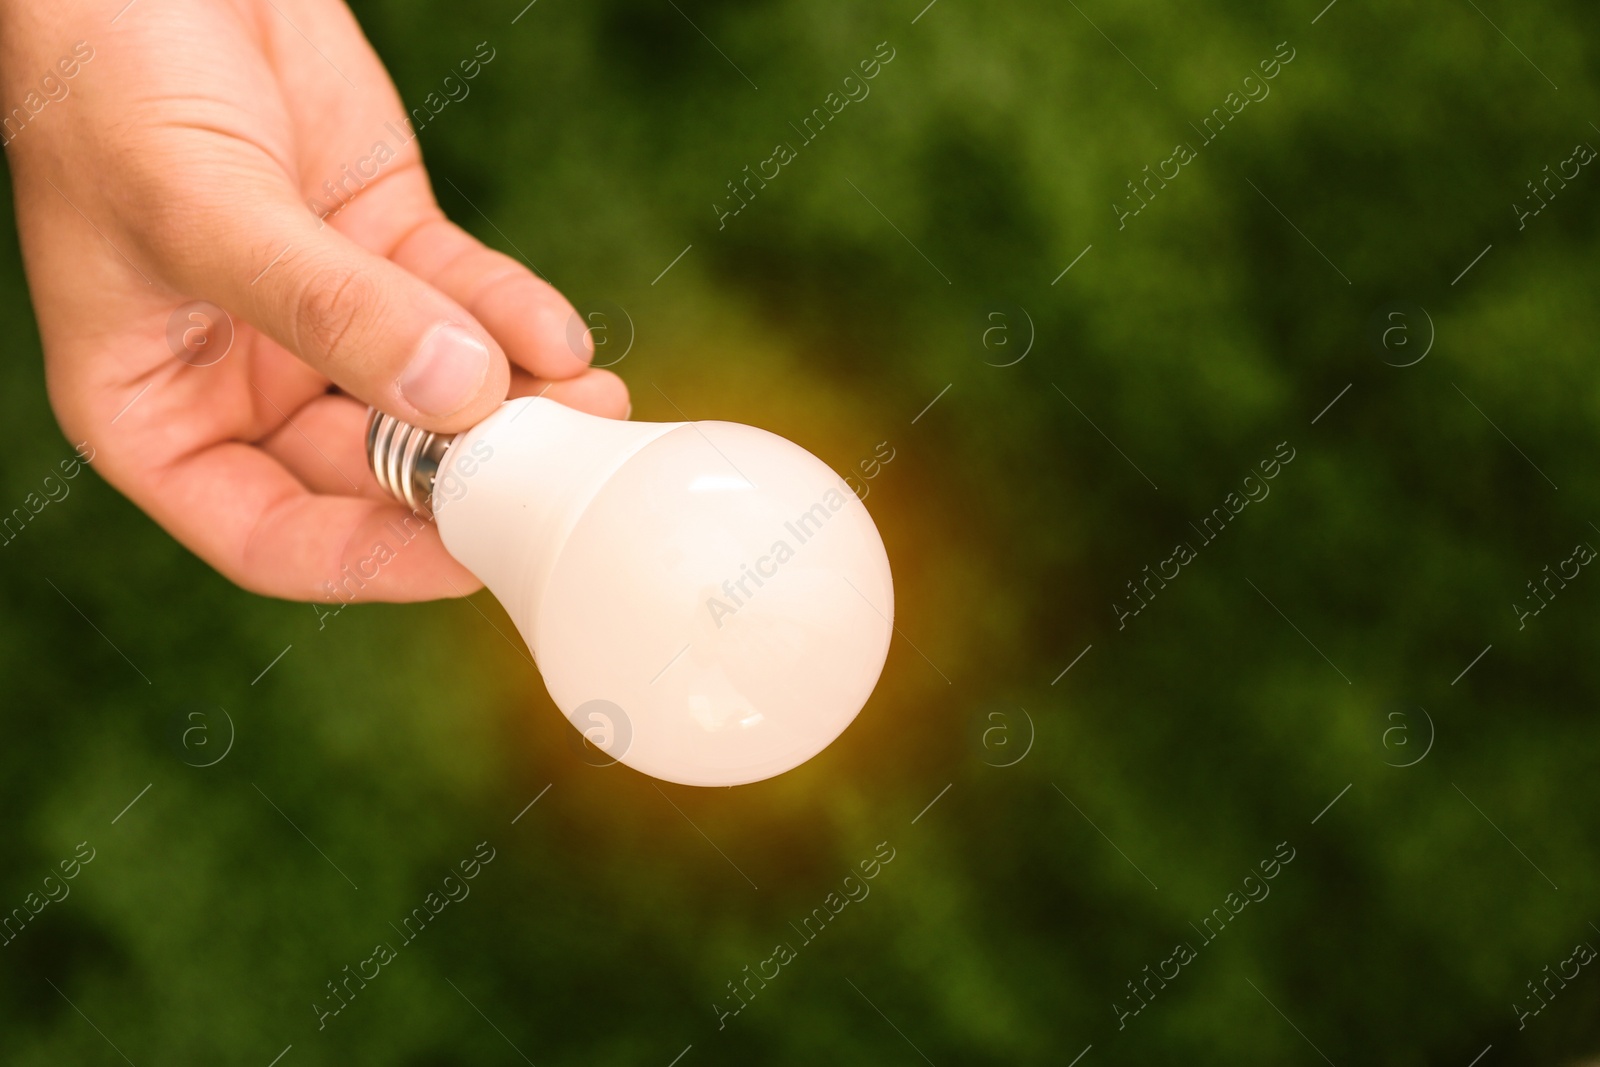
[364,407,454,515]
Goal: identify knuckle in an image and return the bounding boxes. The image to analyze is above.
[475,264,534,302]
[292,263,376,364]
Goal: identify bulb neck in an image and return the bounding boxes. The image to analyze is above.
[365,408,454,515]
[420,398,682,647]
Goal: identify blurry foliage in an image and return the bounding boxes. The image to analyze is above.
[4,0,1600,1063]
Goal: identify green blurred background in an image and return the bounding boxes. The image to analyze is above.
[5,0,1600,1062]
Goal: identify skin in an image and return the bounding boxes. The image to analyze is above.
[0,0,629,601]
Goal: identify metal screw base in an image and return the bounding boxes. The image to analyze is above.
[365,408,454,515]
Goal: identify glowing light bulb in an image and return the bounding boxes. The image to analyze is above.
[368,398,893,786]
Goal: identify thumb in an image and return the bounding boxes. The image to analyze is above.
[171,200,509,433]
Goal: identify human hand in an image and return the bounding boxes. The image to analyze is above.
[1,0,628,601]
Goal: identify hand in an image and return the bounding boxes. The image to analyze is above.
[1,0,628,602]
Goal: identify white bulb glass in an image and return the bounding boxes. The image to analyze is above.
[431,398,894,786]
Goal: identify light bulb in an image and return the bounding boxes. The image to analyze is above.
[366,398,894,786]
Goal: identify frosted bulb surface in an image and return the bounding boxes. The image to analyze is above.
[433,398,893,787]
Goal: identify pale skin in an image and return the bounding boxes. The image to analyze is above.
[0,0,629,602]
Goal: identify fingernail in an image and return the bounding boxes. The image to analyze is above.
[400,324,490,417]
[623,402,633,421]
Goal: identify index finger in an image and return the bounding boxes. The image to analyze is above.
[390,215,597,384]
